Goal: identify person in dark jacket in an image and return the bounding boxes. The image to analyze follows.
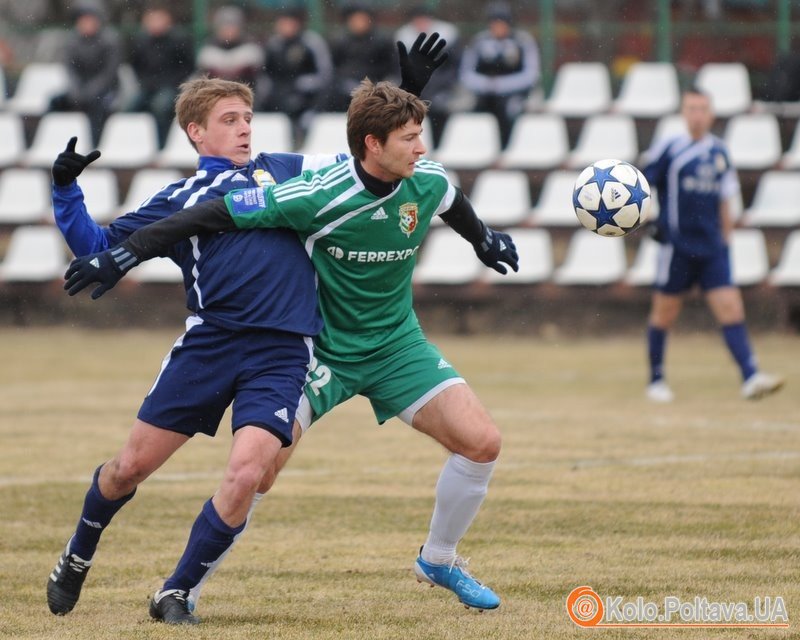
[127,4,193,146]
[323,3,396,112]
[50,1,122,145]
[459,1,539,148]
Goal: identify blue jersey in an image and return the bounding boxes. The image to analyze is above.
[643,133,739,258]
[53,152,347,334]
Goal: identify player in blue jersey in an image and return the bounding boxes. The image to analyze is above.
[642,88,783,402]
[47,35,448,624]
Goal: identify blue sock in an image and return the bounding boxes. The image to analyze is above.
[69,465,136,560]
[647,326,667,383]
[721,323,758,381]
[163,499,245,593]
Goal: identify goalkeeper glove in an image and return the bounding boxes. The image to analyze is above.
[64,245,139,299]
[398,32,448,97]
[473,224,519,275]
[52,137,101,187]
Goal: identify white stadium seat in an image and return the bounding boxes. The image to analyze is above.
[0,226,66,282]
[95,112,159,169]
[770,230,800,286]
[615,62,680,118]
[156,119,198,169]
[251,112,294,155]
[567,114,638,169]
[433,113,501,169]
[546,62,611,117]
[554,230,626,285]
[625,236,661,286]
[413,228,484,285]
[499,113,569,169]
[0,169,52,225]
[25,112,93,168]
[730,229,769,286]
[300,112,348,155]
[482,228,553,284]
[649,114,689,149]
[127,257,184,283]
[469,170,531,227]
[78,169,120,224]
[743,171,800,227]
[695,62,752,117]
[781,120,800,169]
[6,62,69,115]
[119,169,184,214]
[0,112,26,168]
[529,170,581,227]
[724,113,782,170]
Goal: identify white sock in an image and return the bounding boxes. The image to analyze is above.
[188,492,265,608]
[421,454,496,566]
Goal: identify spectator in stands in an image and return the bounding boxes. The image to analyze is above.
[127,4,193,147]
[642,88,783,403]
[322,3,395,112]
[49,1,122,145]
[260,7,332,140]
[459,1,539,149]
[395,5,462,147]
[196,5,263,88]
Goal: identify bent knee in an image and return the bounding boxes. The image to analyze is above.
[464,425,501,463]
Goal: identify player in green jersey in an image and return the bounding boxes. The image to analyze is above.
[65,80,519,611]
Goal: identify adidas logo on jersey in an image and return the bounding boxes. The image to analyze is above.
[232,173,249,183]
[437,358,452,370]
[274,407,289,423]
[370,208,388,221]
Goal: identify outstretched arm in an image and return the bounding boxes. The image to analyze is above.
[64,197,234,299]
[440,188,519,275]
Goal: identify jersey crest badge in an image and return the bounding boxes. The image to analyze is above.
[398,203,418,237]
[253,169,277,187]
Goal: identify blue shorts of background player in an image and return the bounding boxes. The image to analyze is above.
[654,245,732,294]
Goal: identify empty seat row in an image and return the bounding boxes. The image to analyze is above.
[413,227,800,288]
[4,225,800,288]
[3,164,800,229]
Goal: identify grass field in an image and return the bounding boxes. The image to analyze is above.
[0,327,797,640]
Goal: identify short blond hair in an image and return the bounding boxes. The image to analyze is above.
[174,77,254,149]
[346,80,428,160]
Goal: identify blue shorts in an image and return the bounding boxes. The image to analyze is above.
[137,316,312,446]
[654,245,733,294]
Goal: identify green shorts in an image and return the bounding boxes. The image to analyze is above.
[296,331,464,430]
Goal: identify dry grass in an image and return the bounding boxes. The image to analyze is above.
[0,327,798,640]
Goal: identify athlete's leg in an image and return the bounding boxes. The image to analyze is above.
[48,420,189,615]
[152,425,285,624]
[409,383,501,609]
[187,422,303,610]
[647,291,683,381]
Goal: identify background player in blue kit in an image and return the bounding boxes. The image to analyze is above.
[642,88,784,403]
[47,36,447,625]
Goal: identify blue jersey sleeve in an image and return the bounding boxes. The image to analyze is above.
[642,137,673,193]
[52,182,112,256]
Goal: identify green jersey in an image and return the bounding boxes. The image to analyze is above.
[226,157,457,359]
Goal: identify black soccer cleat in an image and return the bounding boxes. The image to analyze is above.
[149,589,201,625]
[47,542,92,615]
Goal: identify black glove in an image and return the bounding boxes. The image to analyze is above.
[64,245,139,299]
[473,224,519,275]
[52,137,101,187]
[398,32,448,97]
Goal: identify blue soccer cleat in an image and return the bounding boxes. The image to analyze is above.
[414,548,500,610]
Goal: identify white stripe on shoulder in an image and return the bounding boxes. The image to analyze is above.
[274,165,353,203]
[167,171,206,202]
[183,170,239,208]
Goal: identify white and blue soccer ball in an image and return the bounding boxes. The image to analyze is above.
[573,159,651,237]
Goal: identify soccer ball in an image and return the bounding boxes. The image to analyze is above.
[573,159,651,237]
